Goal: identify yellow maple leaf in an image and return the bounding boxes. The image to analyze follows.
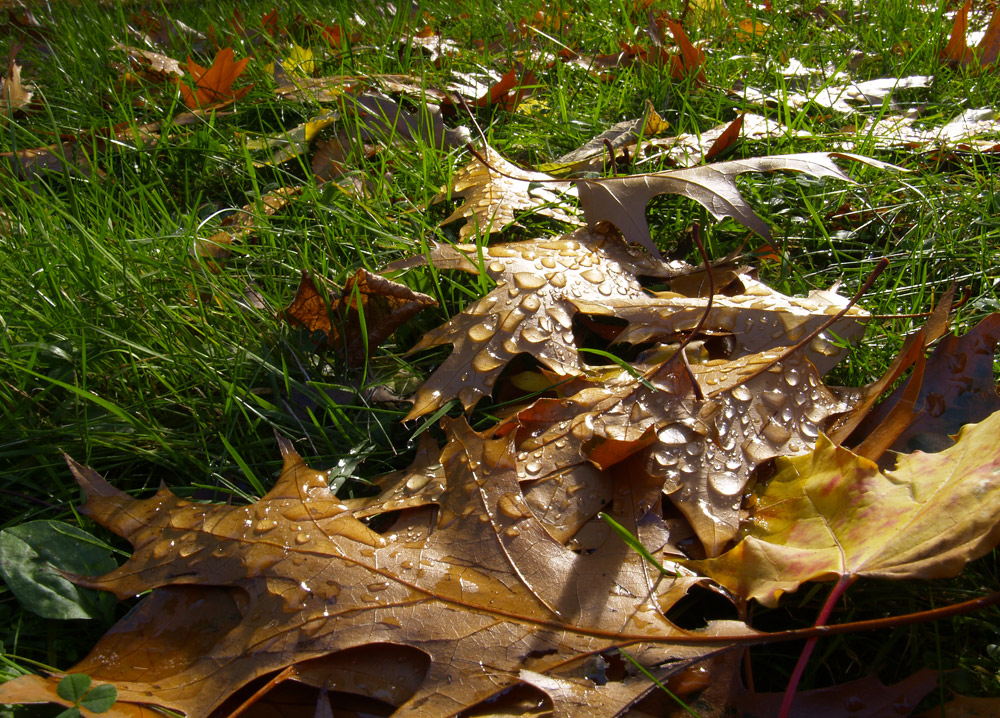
[265,43,315,79]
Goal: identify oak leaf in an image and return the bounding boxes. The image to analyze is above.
[0,423,753,717]
[577,152,896,258]
[439,144,580,239]
[686,408,1000,606]
[386,224,687,419]
[175,47,253,109]
[1,55,33,113]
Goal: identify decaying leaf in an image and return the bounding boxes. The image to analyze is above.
[687,409,1000,606]
[282,268,437,366]
[577,152,895,257]
[0,424,754,717]
[438,144,580,239]
[1,54,34,113]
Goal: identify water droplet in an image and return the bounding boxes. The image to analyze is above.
[254,519,278,534]
[762,424,792,444]
[548,271,567,288]
[406,473,431,491]
[468,323,495,342]
[473,348,505,372]
[295,532,311,545]
[658,425,688,444]
[541,257,557,269]
[800,420,819,439]
[521,294,541,312]
[505,526,521,538]
[580,268,605,284]
[731,385,752,402]
[178,543,199,558]
[152,541,173,559]
[488,261,504,273]
[761,390,787,409]
[498,493,528,518]
[785,367,802,386]
[710,471,744,496]
[366,582,389,592]
[725,457,743,471]
[514,272,546,290]
[525,461,542,475]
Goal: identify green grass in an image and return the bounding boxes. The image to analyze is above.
[2,0,1000,711]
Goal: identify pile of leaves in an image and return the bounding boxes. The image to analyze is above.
[4,139,1000,716]
[4,3,1000,718]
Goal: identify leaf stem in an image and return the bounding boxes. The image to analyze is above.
[778,575,857,718]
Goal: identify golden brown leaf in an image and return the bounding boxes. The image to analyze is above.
[0,424,751,716]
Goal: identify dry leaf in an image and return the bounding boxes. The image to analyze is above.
[175,47,253,109]
[577,152,895,257]
[282,269,437,366]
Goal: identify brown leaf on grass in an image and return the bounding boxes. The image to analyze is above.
[687,409,1000,605]
[851,314,1000,456]
[940,0,1000,68]
[282,269,436,366]
[438,144,580,239]
[729,669,939,717]
[111,42,183,81]
[0,425,751,717]
[386,225,687,419]
[577,152,895,258]
[175,47,253,109]
[1,53,33,113]
[473,67,537,110]
[192,186,302,269]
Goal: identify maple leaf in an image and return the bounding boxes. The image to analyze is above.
[281,268,437,366]
[439,144,581,239]
[686,408,1000,606]
[0,423,754,717]
[174,47,253,109]
[577,152,897,258]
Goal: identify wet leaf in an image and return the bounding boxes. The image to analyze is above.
[687,409,1000,605]
[438,144,580,239]
[0,427,751,717]
[386,224,685,419]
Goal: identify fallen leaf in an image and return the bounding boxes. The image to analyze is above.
[577,152,894,257]
[687,408,1000,605]
[1,53,34,113]
[264,43,314,78]
[386,225,686,419]
[940,0,1000,69]
[438,144,580,239]
[852,314,1000,456]
[281,269,437,366]
[0,425,752,716]
[175,47,253,109]
[730,669,939,717]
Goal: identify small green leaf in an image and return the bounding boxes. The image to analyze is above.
[80,683,117,713]
[56,674,92,703]
[0,521,118,621]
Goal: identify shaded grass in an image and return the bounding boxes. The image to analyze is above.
[1,0,999,708]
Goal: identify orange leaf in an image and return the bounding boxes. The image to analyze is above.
[665,20,706,83]
[940,0,975,66]
[175,47,253,109]
[704,113,743,161]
